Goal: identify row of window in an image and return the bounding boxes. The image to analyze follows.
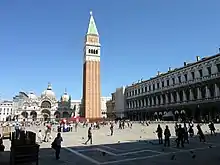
[0,108,13,111]
[126,84,217,108]
[88,49,99,54]
[126,64,220,97]
[0,104,12,106]
[0,113,12,115]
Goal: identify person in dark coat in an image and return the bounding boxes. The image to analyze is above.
[156,124,163,144]
[85,127,92,145]
[197,124,206,142]
[0,134,5,151]
[164,125,171,147]
[208,122,216,136]
[176,124,184,148]
[110,123,114,136]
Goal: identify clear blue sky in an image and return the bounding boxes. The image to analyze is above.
[0,0,219,100]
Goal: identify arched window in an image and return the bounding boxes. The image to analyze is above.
[88,49,91,53]
[96,50,98,54]
[91,49,94,54]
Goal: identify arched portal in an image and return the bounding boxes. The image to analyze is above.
[54,111,61,118]
[30,111,37,121]
[62,111,69,118]
[41,101,51,109]
[41,109,51,121]
[21,111,28,118]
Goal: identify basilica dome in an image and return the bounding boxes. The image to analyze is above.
[61,89,70,102]
[41,83,56,100]
[28,92,38,100]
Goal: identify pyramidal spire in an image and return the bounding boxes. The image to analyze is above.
[87,11,99,35]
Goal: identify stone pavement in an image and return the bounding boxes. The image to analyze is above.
[2,123,220,165]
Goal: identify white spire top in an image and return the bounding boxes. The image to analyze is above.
[90,11,93,16]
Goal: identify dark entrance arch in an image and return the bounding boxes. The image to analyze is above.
[63,111,70,118]
[30,111,37,121]
[41,109,51,121]
[21,111,28,118]
[54,111,61,118]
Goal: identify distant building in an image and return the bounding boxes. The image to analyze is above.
[100,96,111,118]
[106,93,116,119]
[12,83,76,121]
[0,100,13,121]
[106,87,126,119]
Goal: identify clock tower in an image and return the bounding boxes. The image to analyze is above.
[82,11,101,120]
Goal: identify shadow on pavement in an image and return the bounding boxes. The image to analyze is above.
[0,132,220,165]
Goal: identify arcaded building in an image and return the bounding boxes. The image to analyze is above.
[124,54,220,122]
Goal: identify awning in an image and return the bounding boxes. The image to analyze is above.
[163,111,174,117]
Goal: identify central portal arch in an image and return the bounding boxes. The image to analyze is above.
[41,109,51,121]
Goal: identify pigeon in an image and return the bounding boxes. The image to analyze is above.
[209,145,212,148]
[118,141,120,143]
[171,155,176,160]
[190,151,194,154]
[82,137,84,140]
[140,136,142,138]
[102,152,106,156]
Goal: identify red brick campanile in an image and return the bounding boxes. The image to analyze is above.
[82,11,101,120]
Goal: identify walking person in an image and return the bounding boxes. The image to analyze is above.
[110,123,114,136]
[164,125,171,147]
[52,132,63,160]
[156,124,163,144]
[197,124,206,142]
[84,127,92,145]
[188,124,194,137]
[208,121,216,136]
[183,123,189,144]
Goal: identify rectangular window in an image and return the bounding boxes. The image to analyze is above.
[191,72,195,80]
[145,86,147,92]
[184,74,188,81]
[199,69,203,77]
[207,67,211,75]
[172,78,175,84]
[217,64,220,72]
[153,84,155,90]
[138,88,140,94]
[178,76,181,83]
[162,81,164,87]
[157,83,160,89]
[149,85,151,91]
[166,79,169,86]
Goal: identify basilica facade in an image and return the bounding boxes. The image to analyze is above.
[12,83,80,121]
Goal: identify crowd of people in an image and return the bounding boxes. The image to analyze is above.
[155,121,216,148]
[0,119,219,161]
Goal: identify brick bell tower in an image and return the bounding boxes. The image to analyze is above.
[82,11,101,120]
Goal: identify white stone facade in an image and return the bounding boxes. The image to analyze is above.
[0,100,13,121]
[101,97,111,118]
